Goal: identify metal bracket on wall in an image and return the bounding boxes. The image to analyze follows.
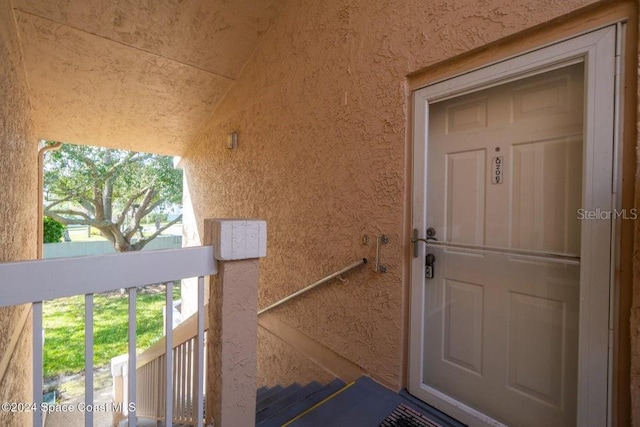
[375,235,389,273]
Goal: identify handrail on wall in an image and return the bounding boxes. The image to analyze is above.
[258,258,368,315]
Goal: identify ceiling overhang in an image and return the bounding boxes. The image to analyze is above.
[13,0,279,155]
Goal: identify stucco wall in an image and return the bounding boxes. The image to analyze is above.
[257,327,333,388]
[631,15,640,425]
[183,0,602,390]
[0,0,37,425]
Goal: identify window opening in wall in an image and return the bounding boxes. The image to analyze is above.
[40,141,184,418]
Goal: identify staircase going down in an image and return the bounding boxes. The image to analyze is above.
[122,376,465,426]
[256,379,346,426]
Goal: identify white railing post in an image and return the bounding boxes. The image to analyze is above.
[205,219,267,426]
[32,302,43,427]
[195,276,205,427]
[85,293,94,427]
[127,287,137,427]
[164,282,173,424]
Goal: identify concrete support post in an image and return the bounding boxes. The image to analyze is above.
[204,219,267,427]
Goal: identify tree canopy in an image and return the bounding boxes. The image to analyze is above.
[44,143,182,252]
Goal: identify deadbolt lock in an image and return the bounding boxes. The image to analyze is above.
[425,253,436,279]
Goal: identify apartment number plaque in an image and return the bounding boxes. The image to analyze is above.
[492,156,503,184]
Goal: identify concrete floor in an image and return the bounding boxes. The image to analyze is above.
[44,385,115,427]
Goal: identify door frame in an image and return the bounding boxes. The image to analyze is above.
[409,25,621,426]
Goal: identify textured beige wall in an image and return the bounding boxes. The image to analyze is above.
[0,0,37,425]
[182,0,603,390]
[631,14,640,426]
[257,326,333,388]
[632,171,640,421]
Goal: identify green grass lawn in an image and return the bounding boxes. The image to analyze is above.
[66,227,107,242]
[43,284,181,379]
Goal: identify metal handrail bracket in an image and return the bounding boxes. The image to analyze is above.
[258,258,368,315]
[375,235,389,272]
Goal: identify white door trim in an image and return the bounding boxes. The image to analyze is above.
[409,25,619,427]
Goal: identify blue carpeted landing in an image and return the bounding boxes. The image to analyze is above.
[256,376,466,427]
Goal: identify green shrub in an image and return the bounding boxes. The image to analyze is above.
[43,217,65,243]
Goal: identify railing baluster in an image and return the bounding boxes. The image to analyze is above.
[176,345,184,419]
[144,364,148,415]
[128,287,137,427]
[149,364,152,415]
[183,341,188,420]
[137,365,143,416]
[33,301,43,427]
[192,337,197,422]
[151,362,155,415]
[196,276,205,427]
[186,337,192,421]
[173,346,179,420]
[142,364,146,416]
[165,281,173,425]
[84,294,94,427]
[159,355,166,418]
[157,357,162,416]
[152,361,157,416]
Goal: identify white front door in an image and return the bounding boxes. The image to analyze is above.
[410,27,619,427]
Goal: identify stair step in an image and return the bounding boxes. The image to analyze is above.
[257,385,269,398]
[285,377,411,426]
[256,384,284,405]
[256,381,322,424]
[256,383,302,412]
[257,378,346,427]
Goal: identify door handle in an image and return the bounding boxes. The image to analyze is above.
[411,228,438,257]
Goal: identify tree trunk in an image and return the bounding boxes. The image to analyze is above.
[103,179,113,222]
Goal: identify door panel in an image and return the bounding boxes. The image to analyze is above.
[511,137,582,255]
[446,150,486,244]
[443,278,483,374]
[508,291,566,406]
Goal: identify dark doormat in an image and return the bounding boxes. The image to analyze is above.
[380,403,444,427]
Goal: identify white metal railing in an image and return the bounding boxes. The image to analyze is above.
[0,247,216,427]
[127,300,209,425]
